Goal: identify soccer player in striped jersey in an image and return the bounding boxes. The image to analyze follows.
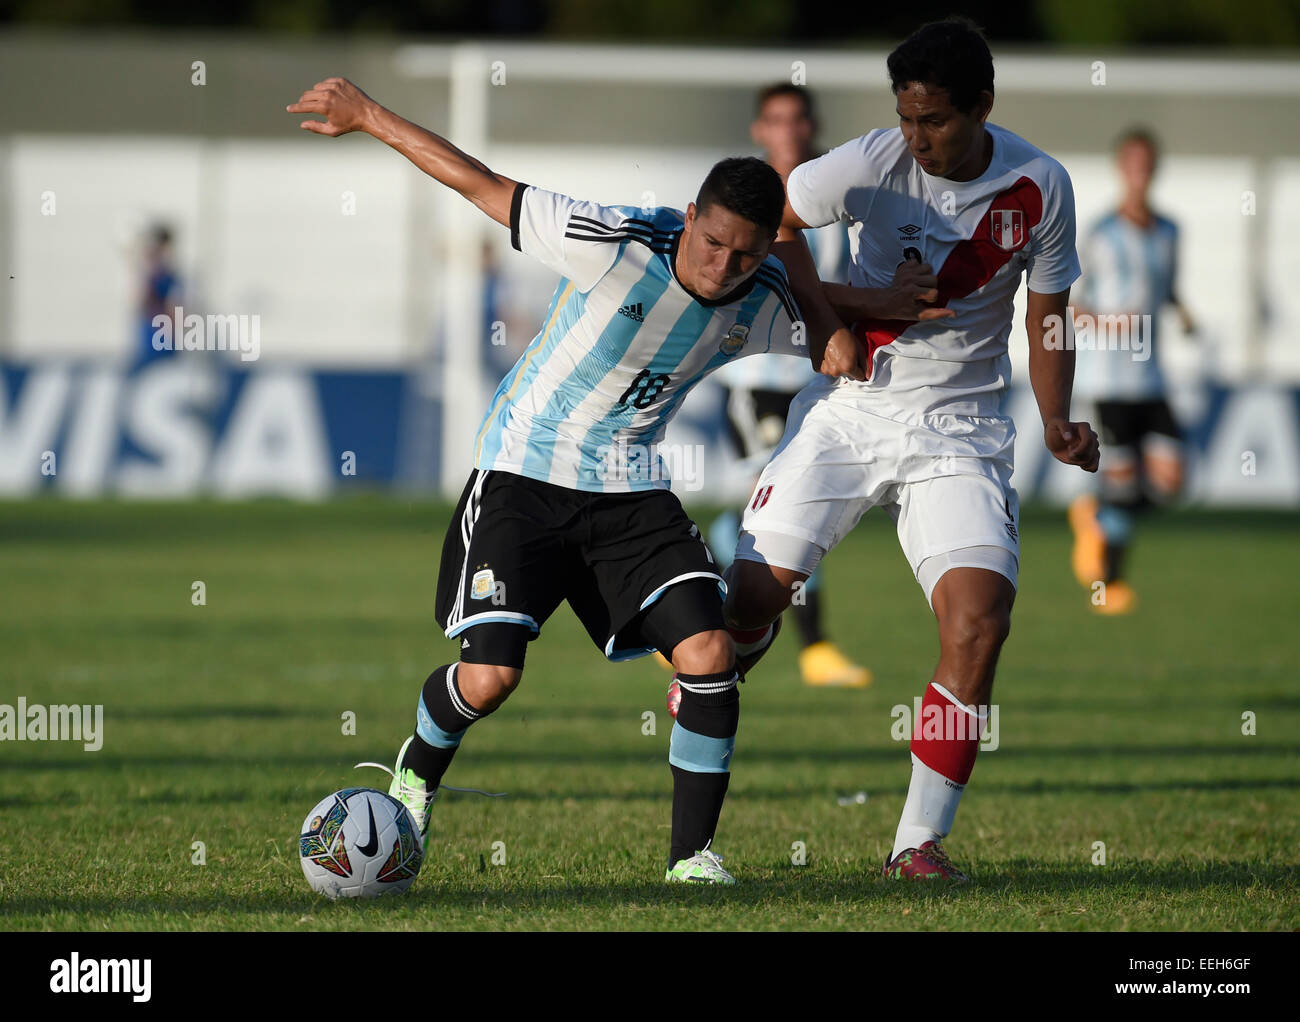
[721,19,1100,882]
[1067,127,1196,614]
[288,77,802,884]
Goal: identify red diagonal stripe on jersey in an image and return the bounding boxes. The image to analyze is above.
[850,175,1044,378]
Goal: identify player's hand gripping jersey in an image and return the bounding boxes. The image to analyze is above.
[788,123,1080,414]
[472,184,802,492]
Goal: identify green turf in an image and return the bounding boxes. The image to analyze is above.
[0,499,1296,931]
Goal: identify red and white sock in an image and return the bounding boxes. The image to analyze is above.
[727,623,773,658]
[890,682,987,860]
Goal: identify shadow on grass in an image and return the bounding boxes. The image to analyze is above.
[9,696,1300,726]
[3,859,1294,925]
[2,775,1297,812]
[9,740,1297,774]
[110,706,322,722]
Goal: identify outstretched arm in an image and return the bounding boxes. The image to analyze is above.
[1026,287,1100,473]
[288,77,518,227]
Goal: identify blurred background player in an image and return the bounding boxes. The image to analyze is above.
[709,83,871,689]
[1068,127,1197,614]
[136,223,181,367]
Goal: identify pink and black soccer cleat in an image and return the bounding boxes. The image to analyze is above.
[882,840,970,884]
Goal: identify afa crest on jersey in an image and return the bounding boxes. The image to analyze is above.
[720,322,750,356]
[989,209,1027,252]
[471,568,495,600]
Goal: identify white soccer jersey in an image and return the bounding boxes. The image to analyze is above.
[1073,211,1178,400]
[473,185,803,492]
[787,123,1081,415]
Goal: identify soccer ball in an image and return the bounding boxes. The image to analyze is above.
[298,787,423,899]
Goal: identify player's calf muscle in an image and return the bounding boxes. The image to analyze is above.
[930,569,1013,702]
[936,611,1009,689]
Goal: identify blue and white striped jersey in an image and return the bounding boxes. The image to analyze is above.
[472,184,804,492]
[1074,210,1179,400]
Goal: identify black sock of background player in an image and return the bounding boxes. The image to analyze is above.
[792,587,826,648]
[1104,542,1128,584]
[399,664,485,789]
[669,676,739,869]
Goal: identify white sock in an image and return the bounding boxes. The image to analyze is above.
[891,753,965,861]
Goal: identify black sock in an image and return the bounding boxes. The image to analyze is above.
[1104,542,1127,584]
[399,664,485,789]
[400,733,459,790]
[669,674,739,869]
[792,587,825,648]
[670,766,731,869]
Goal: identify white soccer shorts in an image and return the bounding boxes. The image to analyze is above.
[735,375,1021,606]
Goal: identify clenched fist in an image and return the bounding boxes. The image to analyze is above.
[1045,417,1100,473]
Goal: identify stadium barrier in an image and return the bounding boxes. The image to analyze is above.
[2,358,1296,507]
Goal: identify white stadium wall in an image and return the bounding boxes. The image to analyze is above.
[1,42,1298,505]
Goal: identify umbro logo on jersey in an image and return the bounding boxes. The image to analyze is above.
[618,302,645,322]
[897,223,922,237]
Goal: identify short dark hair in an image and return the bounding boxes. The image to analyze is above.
[755,82,816,121]
[887,17,994,114]
[1114,126,1160,160]
[695,157,785,237]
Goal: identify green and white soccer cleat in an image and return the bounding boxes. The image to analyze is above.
[387,736,438,847]
[666,844,736,885]
[355,736,437,849]
[356,739,507,852]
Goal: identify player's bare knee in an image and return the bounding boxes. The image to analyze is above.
[671,628,735,675]
[456,662,522,712]
[939,605,1011,661]
[1146,456,1183,499]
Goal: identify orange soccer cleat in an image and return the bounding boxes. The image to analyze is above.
[1069,495,1106,588]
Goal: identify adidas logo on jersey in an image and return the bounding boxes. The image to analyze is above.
[618,303,645,323]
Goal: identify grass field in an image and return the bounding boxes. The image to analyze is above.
[1,499,1296,931]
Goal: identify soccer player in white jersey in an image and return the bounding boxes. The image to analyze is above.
[1067,127,1197,615]
[288,78,804,884]
[722,18,1101,882]
[708,83,872,690]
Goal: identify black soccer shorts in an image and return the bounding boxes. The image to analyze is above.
[1095,398,1181,450]
[435,468,725,663]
